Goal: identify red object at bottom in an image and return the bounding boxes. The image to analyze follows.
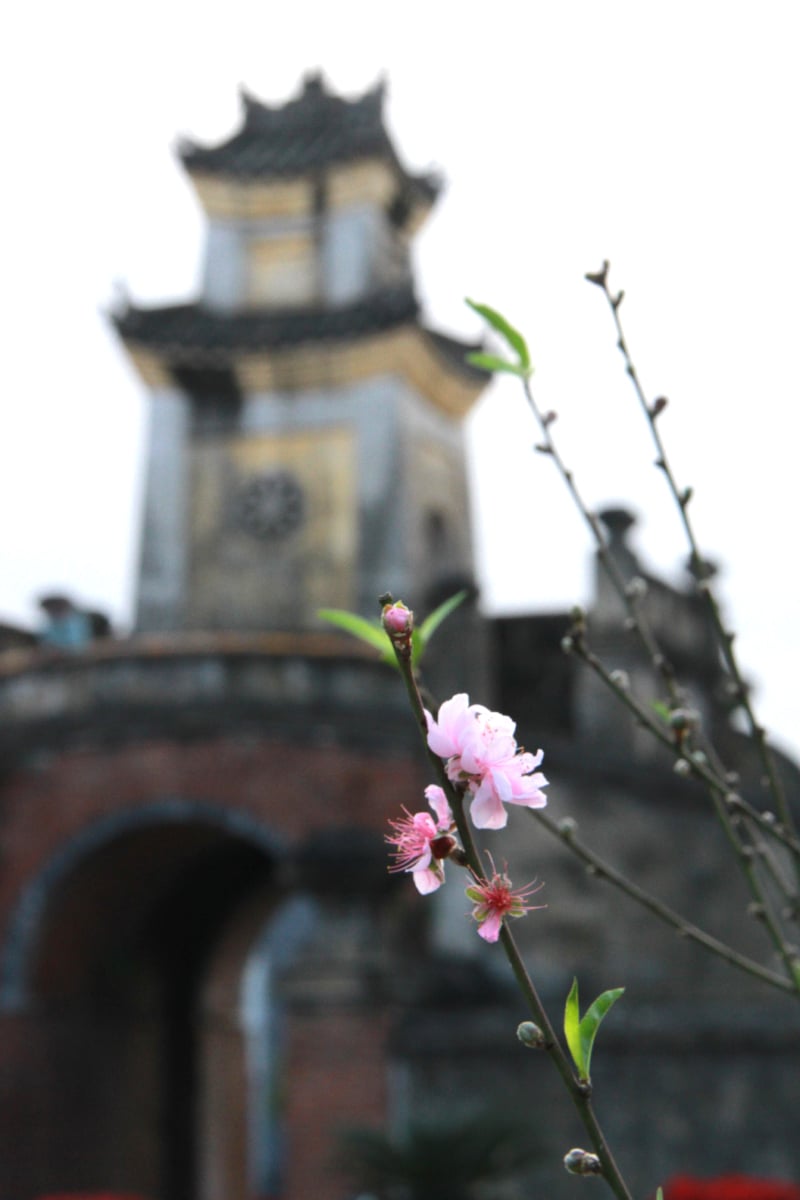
[666,1176,800,1200]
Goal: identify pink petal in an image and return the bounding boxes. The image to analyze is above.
[410,844,433,871]
[469,782,508,830]
[487,764,513,804]
[478,911,503,942]
[508,772,548,807]
[413,867,443,894]
[424,784,453,829]
[412,811,438,838]
[426,693,471,758]
[521,748,545,771]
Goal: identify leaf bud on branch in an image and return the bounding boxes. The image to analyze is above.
[564,1148,603,1176]
[584,261,610,288]
[517,1020,547,1049]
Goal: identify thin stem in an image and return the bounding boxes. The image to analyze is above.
[521,359,794,885]
[567,626,800,856]
[521,376,683,710]
[498,923,633,1200]
[528,808,796,995]
[384,612,634,1200]
[568,628,800,991]
[751,835,799,911]
[390,631,485,875]
[597,269,795,845]
[708,788,800,985]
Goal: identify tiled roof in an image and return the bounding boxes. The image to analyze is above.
[179,73,440,204]
[113,285,420,356]
[112,285,489,384]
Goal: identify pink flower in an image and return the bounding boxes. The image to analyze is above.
[425,694,548,829]
[465,859,545,942]
[386,789,454,895]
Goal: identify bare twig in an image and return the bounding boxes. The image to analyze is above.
[591,264,795,845]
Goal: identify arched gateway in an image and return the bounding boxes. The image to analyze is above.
[0,643,433,1200]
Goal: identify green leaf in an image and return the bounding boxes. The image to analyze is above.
[656,1189,664,1200]
[564,978,585,1078]
[563,978,625,1083]
[466,352,529,378]
[651,700,672,724]
[578,987,625,1081]
[317,608,395,664]
[466,299,531,371]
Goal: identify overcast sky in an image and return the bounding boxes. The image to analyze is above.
[3,2,799,756]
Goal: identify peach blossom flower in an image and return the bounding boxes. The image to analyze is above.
[466,860,545,942]
[425,694,548,829]
[386,789,454,894]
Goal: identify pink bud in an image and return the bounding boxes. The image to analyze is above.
[430,834,457,861]
[382,602,413,635]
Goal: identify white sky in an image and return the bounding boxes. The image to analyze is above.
[2,2,799,756]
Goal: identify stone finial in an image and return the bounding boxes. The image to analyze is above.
[597,506,637,546]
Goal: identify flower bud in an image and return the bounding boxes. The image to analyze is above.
[517,1021,546,1049]
[382,601,413,636]
[584,262,609,288]
[669,707,699,732]
[430,834,457,861]
[564,1148,602,1176]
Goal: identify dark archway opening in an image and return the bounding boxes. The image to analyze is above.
[23,814,281,1200]
[145,839,275,1200]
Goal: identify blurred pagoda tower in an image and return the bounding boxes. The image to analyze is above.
[115,73,487,634]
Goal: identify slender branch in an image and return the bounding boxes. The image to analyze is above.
[566,624,800,857]
[707,788,800,986]
[594,267,795,844]
[518,335,796,893]
[750,834,799,910]
[726,794,800,859]
[498,923,633,1199]
[521,375,683,711]
[567,625,800,990]
[383,604,634,1200]
[528,808,796,995]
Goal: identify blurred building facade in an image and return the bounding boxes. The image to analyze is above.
[0,75,798,1200]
